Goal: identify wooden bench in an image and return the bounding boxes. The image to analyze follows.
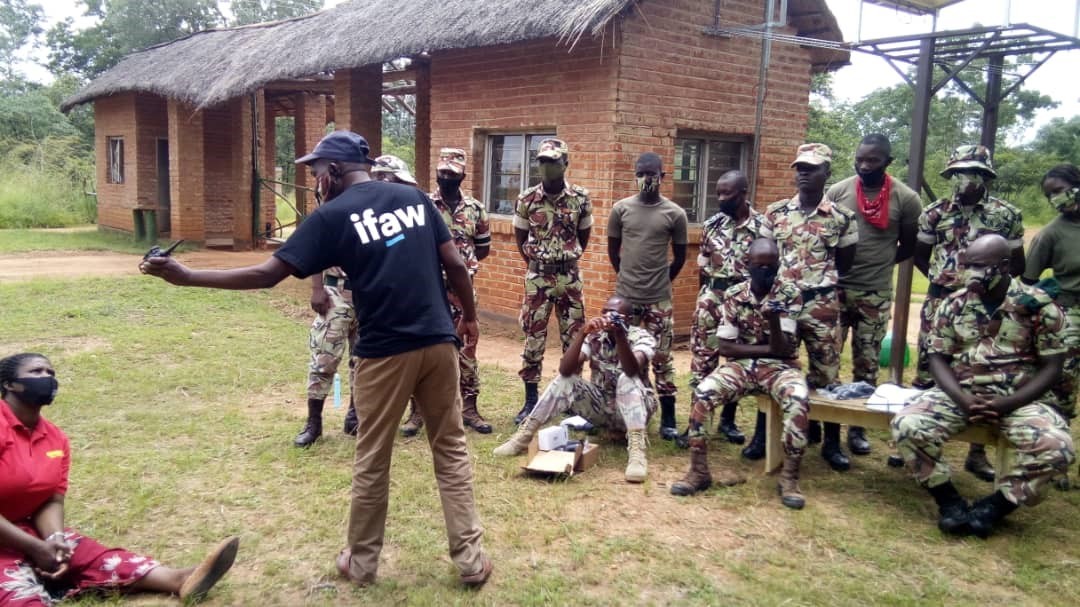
[756,392,1011,475]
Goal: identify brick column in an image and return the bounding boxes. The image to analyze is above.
[413,58,431,191]
[167,99,205,242]
[231,96,254,249]
[294,92,328,218]
[333,65,382,156]
[258,93,277,238]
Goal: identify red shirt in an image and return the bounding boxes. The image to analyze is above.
[0,400,70,523]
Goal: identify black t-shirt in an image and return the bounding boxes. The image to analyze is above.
[274,180,458,358]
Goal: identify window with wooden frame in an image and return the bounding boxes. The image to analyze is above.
[483,132,556,215]
[672,136,751,223]
[107,137,124,184]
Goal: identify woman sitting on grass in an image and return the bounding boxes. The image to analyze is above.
[0,352,239,605]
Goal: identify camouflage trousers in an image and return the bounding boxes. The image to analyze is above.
[629,299,676,396]
[308,286,358,400]
[519,268,584,383]
[915,293,947,387]
[690,285,725,390]
[838,287,892,385]
[530,373,657,432]
[691,358,810,456]
[892,389,1076,506]
[1047,303,1080,419]
[798,288,841,389]
[447,286,480,399]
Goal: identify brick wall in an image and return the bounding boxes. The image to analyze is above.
[167,99,206,240]
[94,95,138,232]
[134,94,168,221]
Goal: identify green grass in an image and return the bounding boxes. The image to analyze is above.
[0,160,96,229]
[2,270,1079,606]
[0,227,192,254]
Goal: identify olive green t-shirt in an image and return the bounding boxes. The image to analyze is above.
[1023,214,1080,297]
[608,195,689,304]
[828,175,923,292]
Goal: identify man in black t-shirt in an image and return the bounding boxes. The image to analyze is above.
[140,131,492,589]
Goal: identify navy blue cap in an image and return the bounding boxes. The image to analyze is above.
[295,131,371,165]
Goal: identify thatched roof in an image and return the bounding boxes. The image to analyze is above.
[62,0,847,111]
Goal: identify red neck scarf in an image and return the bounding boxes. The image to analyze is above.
[856,174,892,230]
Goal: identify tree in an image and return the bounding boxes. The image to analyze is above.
[0,0,43,79]
[1031,116,1080,166]
[46,0,225,79]
[229,0,323,26]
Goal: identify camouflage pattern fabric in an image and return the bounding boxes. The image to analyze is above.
[927,282,1066,402]
[715,281,803,350]
[767,196,859,290]
[307,285,358,399]
[580,326,657,403]
[690,286,726,390]
[892,391,1074,505]
[838,287,892,385]
[528,373,656,432]
[432,190,491,277]
[796,288,842,389]
[914,292,948,386]
[917,195,1024,289]
[447,287,480,399]
[1049,304,1080,418]
[697,207,773,282]
[628,299,676,396]
[512,182,593,263]
[518,269,585,382]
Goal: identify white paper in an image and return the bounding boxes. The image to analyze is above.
[560,415,591,429]
[865,383,923,409]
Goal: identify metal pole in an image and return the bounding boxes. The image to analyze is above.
[981,54,1004,154]
[891,36,934,386]
[251,92,261,245]
[857,0,864,43]
[749,0,775,204]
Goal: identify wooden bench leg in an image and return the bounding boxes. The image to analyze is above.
[994,435,1011,486]
[759,394,783,474]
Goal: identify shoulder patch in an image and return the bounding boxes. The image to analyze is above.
[571,184,590,197]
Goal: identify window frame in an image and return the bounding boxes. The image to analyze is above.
[482,131,557,216]
[672,134,751,224]
[107,136,124,184]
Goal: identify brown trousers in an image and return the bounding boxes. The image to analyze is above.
[346,342,485,583]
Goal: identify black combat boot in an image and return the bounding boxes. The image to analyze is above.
[659,395,679,440]
[514,382,538,425]
[294,398,324,448]
[343,403,358,436]
[847,426,871,455]
[741,411,767,460]
[928,481,971,535]
[967,491,1018,538]
[964,444,996,482]
[717,401,745,444]
[821,422,851,471]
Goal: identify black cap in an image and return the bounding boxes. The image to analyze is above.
[295,131,371,165]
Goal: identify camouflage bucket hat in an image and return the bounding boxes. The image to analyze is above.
[536,138,569,161]
[437,148,467,175]
[941,144,996,179]
[790,143,833,167]
[371,154,418,185]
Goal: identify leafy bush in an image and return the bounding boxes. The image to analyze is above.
[0,135,96,228]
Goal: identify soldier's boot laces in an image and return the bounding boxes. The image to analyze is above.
[964,444,996,482]
[493,417,541,457]
[294,417,322,448]
[777,455,806,510]
[461,395,493,434]
[624,429,648,483]
[400,401,424,438]
[670,436,713,496]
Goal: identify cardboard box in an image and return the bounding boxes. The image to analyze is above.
[523,434,600,477]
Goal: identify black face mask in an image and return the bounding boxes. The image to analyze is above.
[719,196,742,216]
[857,166,887,188]
[437,176,463,196]
[10,376,58,406]
[749,265,778,293]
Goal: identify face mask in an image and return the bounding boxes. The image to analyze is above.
[857,166,887,188]
[437,176,463,195]
[719,196,742,216]
[749,265,778,293]
[538,162,566,182]
[1049,187,1080,214]
[963,265,1001,295]
[952,173,985,200]
[636,176,660,195]
[10,376,58,406]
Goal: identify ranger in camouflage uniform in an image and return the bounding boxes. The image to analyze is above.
[400,149,493,435]
[691,170,772,447]
[672,238,810,508]
[914,145,1026,481]
[759,143,858,471]
[892,234,1074,537]
[608,152,688,440]
[494,295,658,483]
[513,138,593,424]
[827,134,922,457]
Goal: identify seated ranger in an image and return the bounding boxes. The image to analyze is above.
[892,234,1075,538]
[493,295,657,483]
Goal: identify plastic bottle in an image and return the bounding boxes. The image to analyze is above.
[333,372,341,409]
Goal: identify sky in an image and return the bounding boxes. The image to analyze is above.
[17,0,1080,141]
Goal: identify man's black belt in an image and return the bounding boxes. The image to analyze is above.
[801,285,836,297]
[528,259,578,274]
[928,284,956,298]
[324,275,352,290]
[708,277,742,291]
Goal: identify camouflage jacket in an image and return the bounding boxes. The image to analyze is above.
[698,205,773,283]
[767,196,858,290]
[917,194,1024,288]
[716,281,803,362]
[431,190,491,277]
[512,181,593,263]
[928,281,1065,396]
[580,326,655,400]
